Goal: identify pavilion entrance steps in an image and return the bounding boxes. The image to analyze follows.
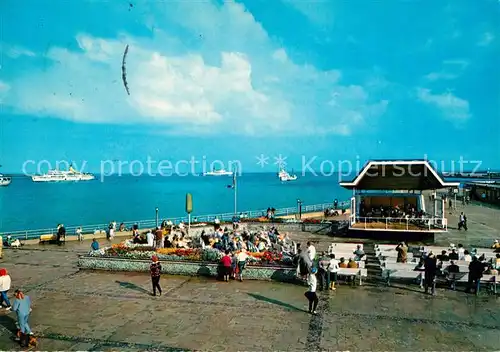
[362,243,384,283]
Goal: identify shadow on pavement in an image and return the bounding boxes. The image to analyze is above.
[247,293,305,312]
[115,280,150,294]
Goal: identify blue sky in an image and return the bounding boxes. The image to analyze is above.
[0,0,499,174]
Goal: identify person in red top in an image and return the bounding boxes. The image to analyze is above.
[150,255,162,296]
[220,250,232,282]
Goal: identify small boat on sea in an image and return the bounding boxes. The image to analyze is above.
[31,166,95,182]
[278,168,297,182]
[203,168,233,176]
[0,174,11,186]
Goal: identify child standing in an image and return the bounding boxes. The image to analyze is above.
[150,255,162,296]
[221,250,232,282]
[305,267,319,314]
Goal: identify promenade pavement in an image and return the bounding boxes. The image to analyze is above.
[0,235,499,350]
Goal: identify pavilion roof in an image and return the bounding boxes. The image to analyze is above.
[339,160,460,190]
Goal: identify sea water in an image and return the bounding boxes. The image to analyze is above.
[0,173,353,232]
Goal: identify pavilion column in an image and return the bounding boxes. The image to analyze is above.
[433,191,438,218]
[441,198,445,220]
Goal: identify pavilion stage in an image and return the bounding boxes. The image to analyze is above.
[339,159,460,241]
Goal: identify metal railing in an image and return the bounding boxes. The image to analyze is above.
[0,200,349,240]
[351,216,448,231]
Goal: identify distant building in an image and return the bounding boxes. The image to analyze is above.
[466,182,500,206]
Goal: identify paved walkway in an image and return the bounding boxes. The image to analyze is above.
[0,242,499,351]
[437,201,500,247]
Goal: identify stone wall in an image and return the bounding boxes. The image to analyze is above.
[78,256,299,283]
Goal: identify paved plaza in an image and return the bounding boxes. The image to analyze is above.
[0,202,499,351]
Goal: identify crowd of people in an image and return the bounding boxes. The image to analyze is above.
[391,240,499,295]
[360,202,426,219]
[128,221,297,256]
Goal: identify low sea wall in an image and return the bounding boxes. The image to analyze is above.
[1,201,349,240]
[14,220,349,245]
[78,256,299,282]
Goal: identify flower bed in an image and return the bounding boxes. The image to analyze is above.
[90,242,294,267]
[302,219,327,224]
[77,256,298,282]
[240,217,288,223]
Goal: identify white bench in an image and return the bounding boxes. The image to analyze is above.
[337,268,368,285]
[383,269,498,293]
[480,274,499,294]
[382,262,470,272]
[380,257,419,264]
[377,251,414,259]
[424,246,497,259]
[382,269,422,285]
[328,252,366,261]
[329,243,364,250]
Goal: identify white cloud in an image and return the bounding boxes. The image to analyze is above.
[417,88,470,122]
[0,44,36,58]
[424,59,469,81]
[478,32,494,46]
[2,1,386,136]
[0,80,9,103]
[442,59,469,69]
[0,81,9,92]
[424,72,458,81]
[272,49,288,63]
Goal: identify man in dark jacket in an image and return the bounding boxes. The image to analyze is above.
[56,224,66,245]
[466,256,486,295]
[424,252,437,295]
[297,248,312,278]
[448,249,459,260]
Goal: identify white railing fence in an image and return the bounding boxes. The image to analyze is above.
[0,200,349,240]
[352,216,448,231]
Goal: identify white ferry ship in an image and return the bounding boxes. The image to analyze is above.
[0,174,11,186]
[278,168,297,182]
[203,169,233,176]
[31,166,95,182]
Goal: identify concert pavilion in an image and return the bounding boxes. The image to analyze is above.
[339,160,460,236]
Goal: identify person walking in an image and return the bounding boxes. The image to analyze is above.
[458,212,468,231]
[150,255,162,296]
[0,268,12,310]
[424,252,437,295]
[12,289,34,347]
[305,267,319,314]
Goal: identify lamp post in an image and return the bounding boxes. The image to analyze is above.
[155,207,159,228]
[297,199,302,220]
[232,165,238,216]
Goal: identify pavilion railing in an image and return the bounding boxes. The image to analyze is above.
[0,200,349,241]
[351,216,448,231]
